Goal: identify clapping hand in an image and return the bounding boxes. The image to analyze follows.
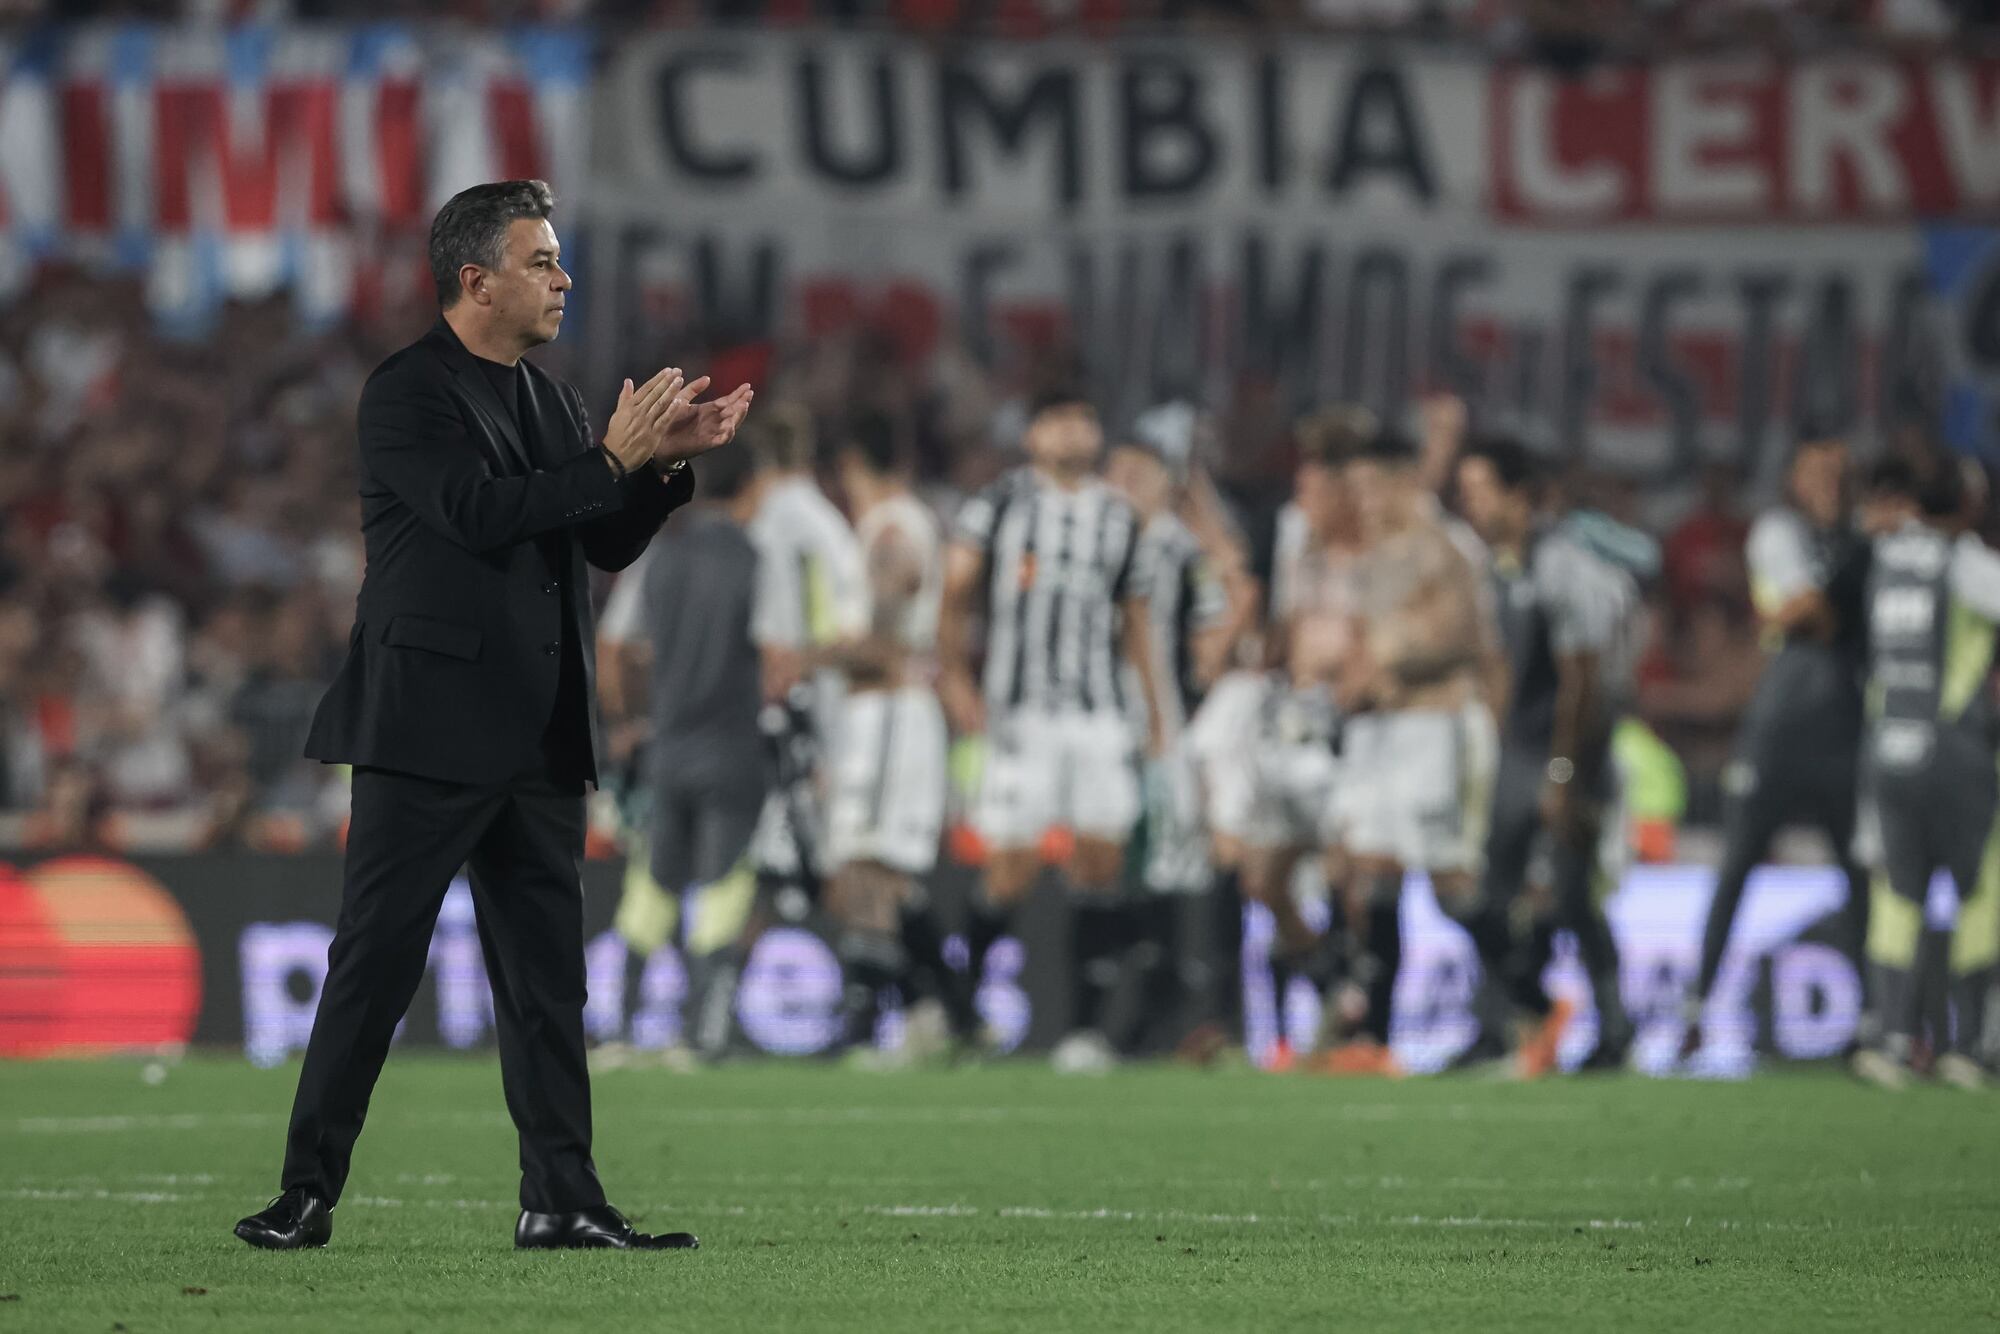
[603,368,756,473]
[656,380,754,466]
[603,367,689,474]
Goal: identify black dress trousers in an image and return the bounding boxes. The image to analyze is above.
[280,751,605,1213]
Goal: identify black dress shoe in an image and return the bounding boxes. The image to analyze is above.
[235,1188,332,1250]
[514,1204,698,1251]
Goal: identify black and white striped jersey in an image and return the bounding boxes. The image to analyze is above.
[955,468,1142,716]
[1130,511,1227,740]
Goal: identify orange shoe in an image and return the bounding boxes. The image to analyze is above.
[1516,998,1576,1080]
[1267,1038,1298,1073]
[1308,1040,1406,1078]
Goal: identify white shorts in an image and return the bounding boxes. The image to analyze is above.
[1186,672,1270,842]
[1239,738,1342,852]
[1335,701,1497,874]
[1190,674,1341,851]
[826,687,948,875]
[975,707,1140,850]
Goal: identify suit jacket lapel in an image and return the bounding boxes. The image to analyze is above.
[426,320,534,476]
[452,363,535,476]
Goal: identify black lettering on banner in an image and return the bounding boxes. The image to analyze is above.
[1120,55,1217,200]
[1149,234,1208,402]
[1733,271,1791,474]
[1506,324,1547,427]
[1240,232,1325,410]
[1341,247,1410,418]
[590,223,670,403]
[1426,252,1492,409]
[1638,269,1704,475]
[1879,268,1941,426]
[1068,240,1150,424]
[797,51,903,187]
[961,242,1019,363]
[693,234,782,343]
[1791,275,1857,438]
[1326,57,1435,203]
[938,62,1082,208]
[655,49,759,182]
[1256,52,1285,194]
[1559,267,1618,460]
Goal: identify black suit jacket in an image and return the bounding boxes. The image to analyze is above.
[305,319,693,786]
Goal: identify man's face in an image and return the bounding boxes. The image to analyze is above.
[1025,404,1103,474]
[1105,445,1170,515]
[1344,458,1410,538]
[1455,455,1527,546]
[470,217,570,348]
[1790,441,1847,528]
[1293,459,1348,541]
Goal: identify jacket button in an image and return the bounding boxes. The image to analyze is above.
[542,582,558,595]
[542,641,560,656]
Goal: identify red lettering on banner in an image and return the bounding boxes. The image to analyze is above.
[61,84,111,230]
[1492,58,2000,223]
[488,80,543,185]
[153,82,342,233]
[375,78,424,228]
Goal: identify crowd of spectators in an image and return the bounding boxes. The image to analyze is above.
[0,270,405,852]
[24,0,2000,54]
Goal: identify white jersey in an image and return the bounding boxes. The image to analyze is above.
[750,475,868,651]
[857,491,943,657]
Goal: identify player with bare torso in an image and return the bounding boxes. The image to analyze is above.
[1185,408,1375,1067]
[1332,431,1500,1071]
[821,415,971,1062]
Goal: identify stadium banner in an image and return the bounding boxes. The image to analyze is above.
[0,851,1924,1076]
[587,37,1989,478]
[0,23,590,327]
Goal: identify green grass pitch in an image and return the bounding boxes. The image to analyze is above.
[1,1057,1996,1332]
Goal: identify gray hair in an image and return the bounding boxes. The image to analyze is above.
[427,179,555,307]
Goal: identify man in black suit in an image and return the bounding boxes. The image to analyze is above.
[234,179,752,1253]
